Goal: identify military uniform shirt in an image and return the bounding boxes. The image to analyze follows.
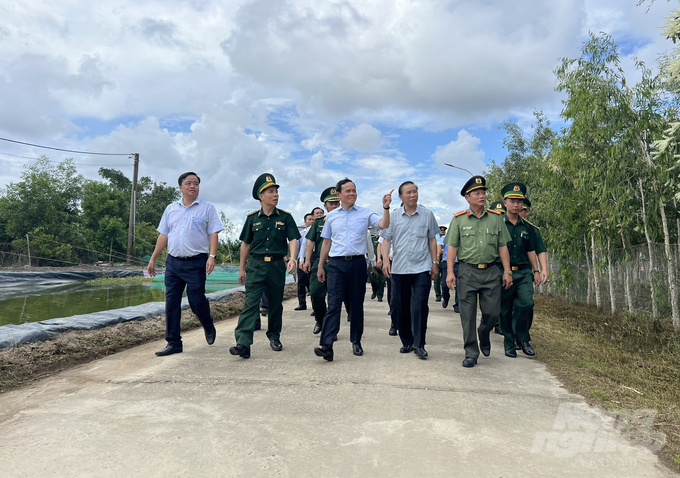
[525,221,546,254]
[305,216,327,262]
[240,208,301,256]
[503,215,537,265]
[444,209,511,264]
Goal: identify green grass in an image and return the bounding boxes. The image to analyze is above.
[85,276,152,286]
[533,294,680,472]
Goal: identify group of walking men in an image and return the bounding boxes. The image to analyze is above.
[147,171,548,368]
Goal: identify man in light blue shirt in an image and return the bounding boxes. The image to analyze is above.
[147,172,223,356]
[381,181,439,358]
[313,178,393,361]
[295,213,315,311]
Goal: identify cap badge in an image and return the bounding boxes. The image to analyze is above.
[513,185,520,191]
[330,188,336,194]
[475,178,482,184]
[266,176,272,182]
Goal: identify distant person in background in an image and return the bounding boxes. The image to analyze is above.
[147,171,223,357]
[295,213,315,311]
[434,226,447,302]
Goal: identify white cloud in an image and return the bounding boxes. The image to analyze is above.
[342,123,383,152]
[431,130,486,174]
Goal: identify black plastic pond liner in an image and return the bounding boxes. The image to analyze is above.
[0,286,246,349]
[0,270,143,288]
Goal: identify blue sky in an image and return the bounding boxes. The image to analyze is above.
[0,0,677,234]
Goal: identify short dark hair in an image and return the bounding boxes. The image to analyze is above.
[310,207,323,215]
[336,178,355,193]
[398,181,417,195]
[304,213,313,221]
[178,172,200,186]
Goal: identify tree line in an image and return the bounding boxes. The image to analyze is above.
[486,27,680,330]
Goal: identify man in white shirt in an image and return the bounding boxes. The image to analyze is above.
[147,172,224,357]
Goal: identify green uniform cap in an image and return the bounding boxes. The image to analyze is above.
[522,198,532,209]
[252,172,280,200]
[460,175,487,196]
[320,186,340,203]
[501,182,527,199]
[490,201,506,213]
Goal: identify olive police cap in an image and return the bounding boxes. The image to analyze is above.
[320,186,340,203]
[252,173,280,200]
[501,182,527,199]
[439,225,448,232]
[460,175,487,196]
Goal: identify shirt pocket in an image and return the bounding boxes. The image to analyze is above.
[190,215,207,232]
[460,227,476,249]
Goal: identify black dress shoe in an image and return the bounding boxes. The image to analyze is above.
[352,342,363,356]
[462,357,477,367]
[377,297,383,302]
[314,345,333,361]
[371,292,377,299]
[388,326,398,336]
[453,306,460,313]
[313,322,322,334]
[399,344,413,353]
[229,344,251,359]
[435,297,441,302]
[259,308,268,317]
[479,340,491,357]
[155,344,183,356]
[413,347,428,359]
[520,342,535,356]
[294,304,307,311]
[505,349,517,358]
[310,312,315,316]
[442,299,448,309]
[254,318,262,330]
[270,339,283,351]
[205,326,216,345]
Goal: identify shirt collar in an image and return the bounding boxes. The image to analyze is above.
[258,207,280,217]
[178,198,200,208]
[467,207,487,219]
[400,204,421,216]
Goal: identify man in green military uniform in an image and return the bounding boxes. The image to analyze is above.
[369,230,386,302]
[229,173,301,359]
[500,183,541,358]
[433,226,447,301]
[445,175,512,368]
[302,187,341,334]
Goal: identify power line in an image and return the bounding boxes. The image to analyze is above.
[0,136,134,156]
[0,151,131,167]
[0,250,82,266]
[26,234,151,267]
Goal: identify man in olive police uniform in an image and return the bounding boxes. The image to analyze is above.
[229,173,301,359]
[302,187,341,334]
[444,175,512,368]
[500,182,541,358]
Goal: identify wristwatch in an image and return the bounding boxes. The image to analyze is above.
[432,261,439,264]
[383,206,390,210]
[533,270,540,274]
[504,271,513,275]
[209,254,216,258]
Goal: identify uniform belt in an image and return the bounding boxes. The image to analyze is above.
[170,253,207,261]
[510,264,531,271]
[461,261,495,269]
[331,255,364,261]
[251,254,285,262]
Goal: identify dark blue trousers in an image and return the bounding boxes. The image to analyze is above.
[164,254,214,347]
[320,256,367,346]
[391,271,431,348]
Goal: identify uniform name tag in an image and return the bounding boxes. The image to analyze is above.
[462,226,473,230]
[253,222,261,226]
[277,221,284,226]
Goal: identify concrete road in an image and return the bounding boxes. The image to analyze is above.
[0,291,675,478]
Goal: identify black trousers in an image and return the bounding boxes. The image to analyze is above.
[320,256,367,346]
[391,271,431,348]
[297,265,310,306]
[164,254,214,347]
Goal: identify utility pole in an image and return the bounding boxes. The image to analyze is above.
[26,234,31,267]
[126,153,139,264]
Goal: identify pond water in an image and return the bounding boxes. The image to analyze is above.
[0,281,240,327]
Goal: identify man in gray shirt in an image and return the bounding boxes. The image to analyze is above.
[381,181,440,358]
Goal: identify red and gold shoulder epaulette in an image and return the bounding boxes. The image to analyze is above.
[453,210,467,218]
[487,208,502,215]
[246,210,259,217]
